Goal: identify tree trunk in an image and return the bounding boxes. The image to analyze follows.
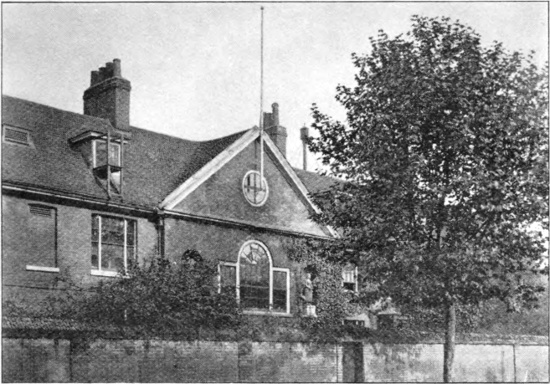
[443,302,456,382]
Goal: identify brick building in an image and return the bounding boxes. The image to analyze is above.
[2,59,366,322]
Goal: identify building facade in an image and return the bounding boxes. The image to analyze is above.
[2,59,360,321]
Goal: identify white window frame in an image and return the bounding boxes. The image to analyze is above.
[219,240,290,315]
[25,204,58,273]
[272,267,290,315]
[342,265,359,293]
[91,214,136,277]
[242,170,269,207]
[218,261,237,296]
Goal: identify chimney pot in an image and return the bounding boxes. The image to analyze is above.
[113,59,121,77]
[105,62,114,78]
[99,66,107,82]
[91,70,100,86]
[272,103,280,126]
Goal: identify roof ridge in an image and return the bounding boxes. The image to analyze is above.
[4,94,251,146]
[2,94,111,125]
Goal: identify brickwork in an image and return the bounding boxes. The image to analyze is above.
[238,341,339,382]
[361,342,549,382]
[2,194,157,307]
[164,218,300,313]
[2,338,71,383]
[2,195,60,289]
[3,337,547,382]
[173,140,329,237]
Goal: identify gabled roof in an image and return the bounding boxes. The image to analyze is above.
[2,95,336,212]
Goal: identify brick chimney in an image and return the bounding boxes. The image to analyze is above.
[83,59,131,130]
[264,103,287,157]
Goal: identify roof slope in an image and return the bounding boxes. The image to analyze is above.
[293,167,340,194]
[2,95,335,208]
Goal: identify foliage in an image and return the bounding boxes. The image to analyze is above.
[50,250,242,338]
[287,238,364,341]
[307,15,548,378]
[308,13,548,325]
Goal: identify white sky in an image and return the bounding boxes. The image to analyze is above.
[2,1,548,170]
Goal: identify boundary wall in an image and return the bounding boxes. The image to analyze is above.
[2,335,548,382]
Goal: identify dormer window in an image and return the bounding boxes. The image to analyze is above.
[93,139,122,193]
[94,140,121,167]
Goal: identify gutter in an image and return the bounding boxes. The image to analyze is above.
[163,209,334,241]
[2,182,153,215]
[3,183,334,240]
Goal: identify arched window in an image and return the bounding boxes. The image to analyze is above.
[219,240,290,314]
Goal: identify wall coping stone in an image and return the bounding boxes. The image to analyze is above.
[3,316,548,346]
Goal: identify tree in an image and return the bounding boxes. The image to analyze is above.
[308,15,548,382]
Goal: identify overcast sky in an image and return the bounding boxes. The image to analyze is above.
[3,2,548,170]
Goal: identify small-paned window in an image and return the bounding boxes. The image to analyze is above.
[239,241,271,310]
[91,214,136,276]
[344,319,365,327]
[343,266,358,292]
[25,204,58,273]
[272,268,289,312]
[92,140,122,193]
[94,140,121,167]
[219,240,290,314]
[242,171,268,206]
[3,125,31,146]
[219,263,237,296]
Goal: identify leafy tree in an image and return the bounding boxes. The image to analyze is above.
[308,15,548,382]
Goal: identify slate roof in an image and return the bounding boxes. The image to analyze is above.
[2,95,334,208]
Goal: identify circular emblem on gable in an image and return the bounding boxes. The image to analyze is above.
[242,170,268,206]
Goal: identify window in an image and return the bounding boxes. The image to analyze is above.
[3,125,31,146]
[25,204,59,273]
[344,319,365,327]
[93,140,121,167]
[343,265,358,292]
[91,214,136,277]
[92,140,122,193]
[219,240,289,314]
[242,171,268,206]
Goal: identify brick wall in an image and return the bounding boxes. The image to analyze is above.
[3,337,547,383]
[173,140,329,237]
[164,218,301,314]
[2,194,157,307]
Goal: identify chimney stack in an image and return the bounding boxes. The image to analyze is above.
[264,102,287,157]
[83,59,131,130]
[300,126,309,171]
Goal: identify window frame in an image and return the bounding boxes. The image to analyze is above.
[342,265,359,293]
[25,204,59,273]
[219,240,290,315]
[92,139,121,168]
[2,124,33,147]
[91,213,136,277]
[242,170,269,207]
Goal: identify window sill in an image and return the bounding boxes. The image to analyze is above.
[26,265,60,273]
[243,310,293,317]
[90,270,119,277]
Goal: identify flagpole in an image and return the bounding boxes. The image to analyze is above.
[259,6,265,184]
